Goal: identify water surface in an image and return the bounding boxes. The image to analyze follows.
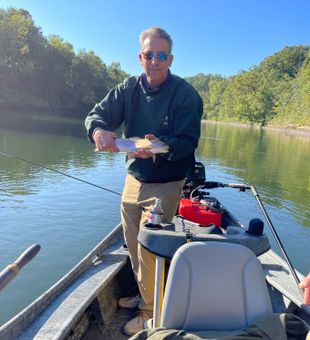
[0,121,309,325]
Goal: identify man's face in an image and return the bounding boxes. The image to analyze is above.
[139,37,173,87]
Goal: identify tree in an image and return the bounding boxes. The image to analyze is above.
[0,7,129,117]
[203,77,228,120]
[274,51,310,125]
[70,50,109,115]
[218,46,309,126]
[0,8,47,108]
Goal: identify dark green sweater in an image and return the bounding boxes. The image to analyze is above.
[85,73,203,183]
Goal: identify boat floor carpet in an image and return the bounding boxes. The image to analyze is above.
[83,307,134,339]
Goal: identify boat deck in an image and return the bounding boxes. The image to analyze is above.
[71,259,138,340]
[82,307,131,340]
[1,222,309,339]
[259,249,310,323]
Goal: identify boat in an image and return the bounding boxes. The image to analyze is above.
[0,164,309,339]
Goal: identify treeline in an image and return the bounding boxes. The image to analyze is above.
[0,8,128,118]
[186,46,310,127]
[1,8,309,127]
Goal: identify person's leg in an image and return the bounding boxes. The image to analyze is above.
[121,175,143,278]
[122,179,184,336]
[137,179,185,317]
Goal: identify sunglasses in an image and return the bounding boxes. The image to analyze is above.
[142,51,170,62]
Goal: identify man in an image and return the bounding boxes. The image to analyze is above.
[85,27,203,336]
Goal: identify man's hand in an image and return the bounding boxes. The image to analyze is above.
[127,134,156,159]
[93,128,119,152]
[129,149,154,159]
[145,134,156,140]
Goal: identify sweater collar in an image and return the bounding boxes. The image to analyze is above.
[141,70,172,94]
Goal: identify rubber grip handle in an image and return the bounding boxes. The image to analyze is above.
[15,244,41,269]
[0,244,41,291]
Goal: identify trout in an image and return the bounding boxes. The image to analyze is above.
[115,137,169,154]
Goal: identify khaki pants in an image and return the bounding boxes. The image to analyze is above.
[121,174,184,317]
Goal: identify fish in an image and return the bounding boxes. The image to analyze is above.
[115,137,169,154]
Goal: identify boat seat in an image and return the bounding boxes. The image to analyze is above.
[160,241,273,332]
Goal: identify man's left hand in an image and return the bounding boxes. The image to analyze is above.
[129,149,154,159]
[127,134,156,159]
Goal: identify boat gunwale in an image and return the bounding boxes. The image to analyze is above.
[0,223,123,338]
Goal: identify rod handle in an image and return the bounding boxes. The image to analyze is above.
[15,244,41,269]
[0,244,41,291]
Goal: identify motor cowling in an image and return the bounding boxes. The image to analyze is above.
[178,197,222,227]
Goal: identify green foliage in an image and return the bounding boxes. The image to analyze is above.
[273,50,310,126]
[187,46,310,127]
[202,77,228,120]
[185,74,228,121]
[218,70,274,126]
[1,7,309,127]
[0,8,47,108]
[186,73,215,92]
[0,7,129,118]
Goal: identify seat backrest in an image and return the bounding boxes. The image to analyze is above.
[160,241,273,331]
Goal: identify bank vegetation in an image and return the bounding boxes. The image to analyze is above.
[1,8,309,127]
[186,46,310,127]
[0,8,128,118]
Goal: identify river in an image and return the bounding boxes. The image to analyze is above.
[0,119,309,326]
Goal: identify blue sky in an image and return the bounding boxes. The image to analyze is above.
[1,0,310,77]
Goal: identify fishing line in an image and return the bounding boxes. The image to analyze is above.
[0,150,122,196]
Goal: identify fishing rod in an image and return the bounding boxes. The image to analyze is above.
[249,185,304,297]
[0,244,41,292]
[0,150,121,196]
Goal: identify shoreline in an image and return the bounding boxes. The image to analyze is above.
[202,120,310,138]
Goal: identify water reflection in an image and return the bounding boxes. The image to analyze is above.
[0,126,126,325]
[198,123,310,229]
[0,111,85,137]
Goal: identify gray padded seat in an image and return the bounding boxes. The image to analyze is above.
[160,241,273,332]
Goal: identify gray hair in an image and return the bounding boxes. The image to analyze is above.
[139,27,173,53]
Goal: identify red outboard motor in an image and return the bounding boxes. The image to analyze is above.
[178,161,223,228]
